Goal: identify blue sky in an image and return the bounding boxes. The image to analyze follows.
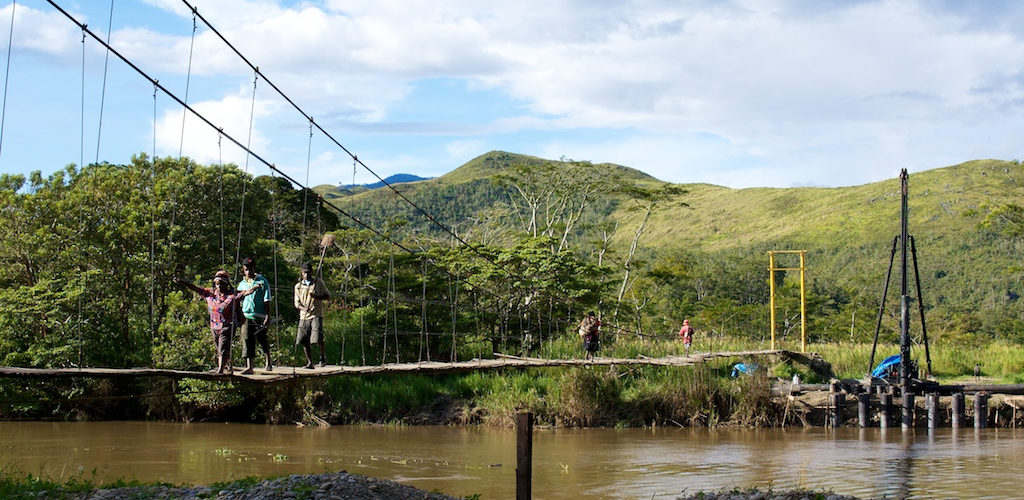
[0,0,1022,188]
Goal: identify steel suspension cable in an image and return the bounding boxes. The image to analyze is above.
[300,118,313,254]
[149,83,157,344]
[419,257,427,362]
[177,9,196,159]
[0,0,16,159]
[46,2,535,368]
[178,0,504,271]
[391,249,400,363]
[217,133,225,267]
[77,26,85,367]
[233,71,258,281]
[49,0,424,257]
[47,0,503,316]
[270,165,280,360]
[93,0,114,164]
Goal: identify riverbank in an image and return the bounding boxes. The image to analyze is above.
[5,471,459,500]
[4,470,865,500]
[4,338,1022,428]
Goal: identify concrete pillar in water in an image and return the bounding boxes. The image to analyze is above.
[952,393,965,428]
[858,393,871,428]
[880,393,892,428]
[902,393,914,429]
[974,393,988,429]
[831,393,846,428]
[926,393,939,429]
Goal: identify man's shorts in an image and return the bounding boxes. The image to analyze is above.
[240,318,270,358]
[295,317,324,346]
[212,326,233,358]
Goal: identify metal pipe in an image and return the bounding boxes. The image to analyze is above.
[898,169,911,394]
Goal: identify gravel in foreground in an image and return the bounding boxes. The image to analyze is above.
[52,472,459,500]
[26,473,867,500]
[677,488,865,500]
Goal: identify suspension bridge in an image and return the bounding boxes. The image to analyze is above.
[0,1,824,385]
[0,350,831,383]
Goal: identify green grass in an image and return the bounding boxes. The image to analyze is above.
[0,467,158,499]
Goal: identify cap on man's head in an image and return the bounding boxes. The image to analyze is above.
[214,270,231,283]
[587,311,595,317]
[242,257,255,269]
[300,262,312,272]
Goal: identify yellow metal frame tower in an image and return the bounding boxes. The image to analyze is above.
[768,250,807,352]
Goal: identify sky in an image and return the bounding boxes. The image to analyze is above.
[0,0,1022,189]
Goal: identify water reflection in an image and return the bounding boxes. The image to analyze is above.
[0,422,1020,499]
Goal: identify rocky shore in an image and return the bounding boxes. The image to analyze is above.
[53,472,458,500]
[677,489,863,500]
[21,471,867,500]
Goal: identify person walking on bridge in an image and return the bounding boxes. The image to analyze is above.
[237,257,273,374]
[578,311,601,361]
[678,319,695,356]
[294,262,332,369]
[174,271,263,374]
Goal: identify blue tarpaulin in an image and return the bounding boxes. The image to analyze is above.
[871,354,901,378]
[731,363,759,378]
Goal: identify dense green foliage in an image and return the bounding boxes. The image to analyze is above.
[1,151,1022,425]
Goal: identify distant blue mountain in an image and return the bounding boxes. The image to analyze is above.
[342,173,432,189]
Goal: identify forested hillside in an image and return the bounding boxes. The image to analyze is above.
[320,153,1024,347]
[1,152,1021,379]
[625,159,1024,346]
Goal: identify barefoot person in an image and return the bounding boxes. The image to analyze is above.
[294,262,331,368]
[174,271,262,374]
[237,257,273,374]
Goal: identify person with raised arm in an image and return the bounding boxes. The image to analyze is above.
[173,270,262,374]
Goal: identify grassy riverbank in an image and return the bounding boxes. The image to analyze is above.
[3,334,1022,426]
[163,335,1024,427]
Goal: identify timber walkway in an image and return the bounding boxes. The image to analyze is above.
[0,349,820,384]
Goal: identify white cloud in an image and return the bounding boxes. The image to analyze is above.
[4,0,1023,187]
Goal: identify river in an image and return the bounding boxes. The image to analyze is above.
[1,422,1020,499]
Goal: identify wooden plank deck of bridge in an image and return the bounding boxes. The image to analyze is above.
[0,349,793,384]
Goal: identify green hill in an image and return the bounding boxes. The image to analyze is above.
[311,153,1023,342]
[313,151,659,235]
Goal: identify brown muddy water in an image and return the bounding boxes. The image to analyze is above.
[1,421,1021,499]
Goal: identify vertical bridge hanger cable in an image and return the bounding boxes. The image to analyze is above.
[94,0,114,164]
[46,0,528,333]
[176,0,503,271]
[0,0,17,160]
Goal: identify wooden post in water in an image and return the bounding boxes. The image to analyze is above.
[858,393,871,428]
[926,393,939,429]
[516,412,534,500]
[974,393,988,429]
[902,393,914,429]
[952,392,965,428]
[880,393,892,428]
